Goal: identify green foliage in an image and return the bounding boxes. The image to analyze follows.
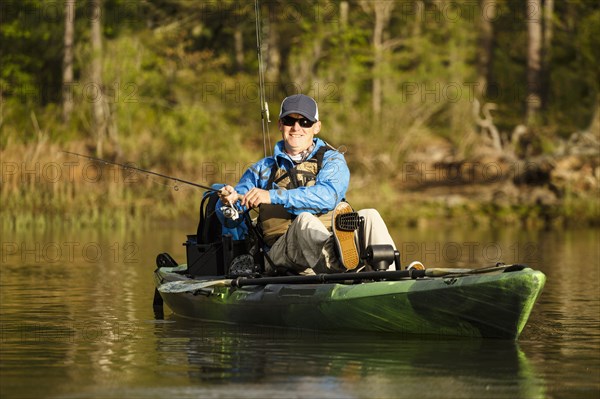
[3,0,598,146]
[548,5,600,133]
[1,0,62,103]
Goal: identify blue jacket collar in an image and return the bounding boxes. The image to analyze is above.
[273,138,325,166]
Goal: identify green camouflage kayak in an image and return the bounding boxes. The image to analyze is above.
[154,265,545,339]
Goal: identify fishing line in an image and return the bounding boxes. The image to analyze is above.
[140,173,196,193]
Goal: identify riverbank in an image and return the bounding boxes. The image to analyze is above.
[360,128,599,228]
[2,139,598,231]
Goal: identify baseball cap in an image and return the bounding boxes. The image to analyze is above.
[279,94,319,122]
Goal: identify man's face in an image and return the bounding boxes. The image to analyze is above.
[279,113,321,155]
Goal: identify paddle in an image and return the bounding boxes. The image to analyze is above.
[158,279,234,294]
[158,264,526,294]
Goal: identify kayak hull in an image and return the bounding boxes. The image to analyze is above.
[154,267,545,339]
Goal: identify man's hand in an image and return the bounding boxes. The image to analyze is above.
[242,188,271,208]
[218,185,241,206]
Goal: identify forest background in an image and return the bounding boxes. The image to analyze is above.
[1,0,599,229]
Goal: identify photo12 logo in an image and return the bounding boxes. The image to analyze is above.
[401,241,539,265]
[1,241,139,265]
[199,82,339,104]
[1,161,141,185]
[1,81,139,106]
[1,321,139,344]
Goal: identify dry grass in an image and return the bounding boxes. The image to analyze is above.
[0,138,206,230]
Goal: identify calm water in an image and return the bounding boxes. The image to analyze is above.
[0,222,598,399]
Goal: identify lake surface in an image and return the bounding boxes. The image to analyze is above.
[1,222,598,399]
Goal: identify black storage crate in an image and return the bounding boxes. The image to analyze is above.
[184,234,249,276]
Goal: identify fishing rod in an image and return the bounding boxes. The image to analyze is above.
[61,150,218,192]
[255,0,272,157]
[61,150,243,220]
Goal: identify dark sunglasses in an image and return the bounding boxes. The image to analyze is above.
[281,115,315,128]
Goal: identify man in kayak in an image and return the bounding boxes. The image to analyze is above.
[218,94,397,275]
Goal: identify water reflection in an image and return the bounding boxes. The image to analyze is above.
[152,318,545,398]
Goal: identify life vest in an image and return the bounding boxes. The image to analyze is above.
[259,145,335,246]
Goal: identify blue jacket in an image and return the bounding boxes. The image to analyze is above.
[216,138,350,236]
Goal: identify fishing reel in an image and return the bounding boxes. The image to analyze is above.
[220,205,240,220]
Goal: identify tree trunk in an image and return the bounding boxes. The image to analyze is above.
[542,0,554,110]
[338,1,349,107]
[234,25,244,72]
[265,16,280,85]
[360,1,394,122]
[477,0,496,99]
[526,0,543,126]
[62,0,75,123]
[372,7,384,120]
[340,1,348,29]
[412,1,423,38]
[90,0,106,157]
[589,98,600,138]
